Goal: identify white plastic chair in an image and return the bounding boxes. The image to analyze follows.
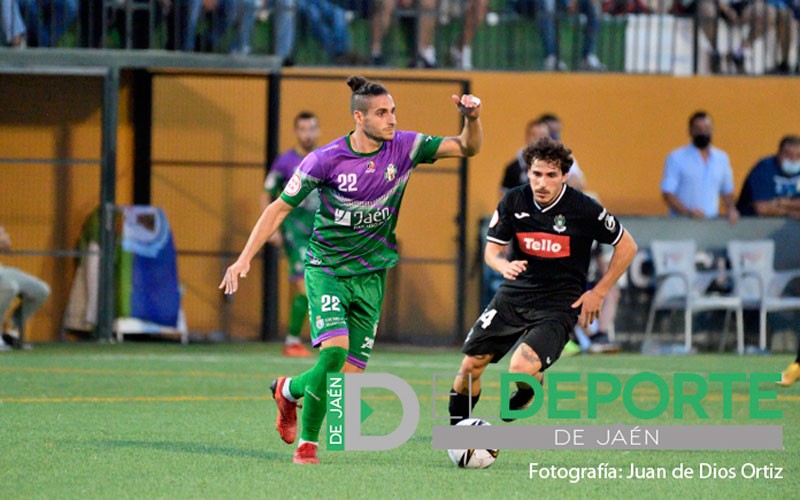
[644,240,745,354]
[727,240,800,351]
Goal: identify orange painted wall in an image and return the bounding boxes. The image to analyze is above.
[2,68,798,342]
[0,74,134,342]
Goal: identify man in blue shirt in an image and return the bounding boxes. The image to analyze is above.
[660,111,739,224]
[736,135,800,219]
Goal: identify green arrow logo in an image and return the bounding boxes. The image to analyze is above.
[361,399,373,423]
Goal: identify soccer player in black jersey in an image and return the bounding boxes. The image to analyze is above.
[449,137,638,423]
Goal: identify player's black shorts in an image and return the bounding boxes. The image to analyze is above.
[461,295,576,371]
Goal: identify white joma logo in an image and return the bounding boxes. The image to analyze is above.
[514,212,530,219]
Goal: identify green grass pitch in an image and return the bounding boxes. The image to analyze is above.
[1,343,798,498]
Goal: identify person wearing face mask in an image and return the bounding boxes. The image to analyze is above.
[736,135,800,219]
[661,111,739,224]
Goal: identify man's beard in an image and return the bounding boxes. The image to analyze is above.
[364,125,389,144]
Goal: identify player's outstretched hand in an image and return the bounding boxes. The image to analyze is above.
[219,260,250,295]
[500,259,527,280]
[571,289,602,329]
[451,94,481,120]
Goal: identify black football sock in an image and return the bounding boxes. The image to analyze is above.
[448,389,481,425]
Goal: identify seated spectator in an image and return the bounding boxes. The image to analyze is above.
[767,0,799,74]
[13,0,76,47]
[82,0,169,49]
[273,0,363,64]
[661,110,739,223]
[736,134,800,218]
[444,0,488,70]
[722,0,786,74]
[371,0,439,67]
[1,0,26,47]
[670,0,789,74]
[511,0,607,71]
[0,225,50,350]
[180,0,256,54]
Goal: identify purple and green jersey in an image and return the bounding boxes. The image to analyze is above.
[265,149,318,279]
[279,130,443,276]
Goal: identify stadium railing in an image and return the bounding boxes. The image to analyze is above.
[1,0,796,75]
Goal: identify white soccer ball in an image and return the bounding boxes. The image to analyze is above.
[447,418,499,469]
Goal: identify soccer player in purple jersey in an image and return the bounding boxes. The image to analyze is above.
[262,111,321,358]
[220,75,483,464]
[448,137,637,425]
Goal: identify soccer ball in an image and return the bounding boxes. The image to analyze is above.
[447,418,499,469]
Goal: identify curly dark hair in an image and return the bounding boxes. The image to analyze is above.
[347,75,389,113]
[522,137,574,174]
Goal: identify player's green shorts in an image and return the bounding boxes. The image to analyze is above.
[305,266,387,369]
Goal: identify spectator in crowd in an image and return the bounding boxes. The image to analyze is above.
[8,0,76,47]
[661,110,739,224]
[736,134,800,218]
[670,0,727,72]
[82,0,169,49]
[177,0,256,54]
[768,0,800,74]
[722,0,788,74]
[511,0,606,71]
[371,0,439,67]
[273,0,364,64]
[1,0,26,46]
[670,0,789,74]
[0,225,50,351]
[446,0,488,70]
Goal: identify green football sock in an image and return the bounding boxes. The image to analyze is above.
[287,346,347,442]
[287,294,308,340]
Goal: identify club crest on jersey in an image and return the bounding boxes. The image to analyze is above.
[553,214,567,233]
[604,214,616,232]
[316,316,324,330]
[384,164,397,182]
[365,161,376,174]
[284,173,302,196]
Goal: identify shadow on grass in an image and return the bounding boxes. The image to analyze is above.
[94,440,284,460]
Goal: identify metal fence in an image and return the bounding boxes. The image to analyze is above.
[1,1,798,71]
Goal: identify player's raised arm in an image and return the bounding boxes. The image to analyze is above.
[434,94,483,159]
[219,198,294,294]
